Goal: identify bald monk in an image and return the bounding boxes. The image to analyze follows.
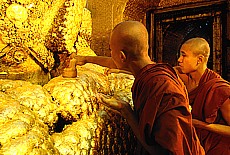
[69,21,204,155]
[174,37,230,155]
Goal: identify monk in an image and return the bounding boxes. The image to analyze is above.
[69,21,204,155]
[175,37,230,155]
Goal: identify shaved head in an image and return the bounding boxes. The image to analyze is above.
[183,38,210,61]
[110,21,149,60]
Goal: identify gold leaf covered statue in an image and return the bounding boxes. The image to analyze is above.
[0,0,137,154]
[0,0,90,84]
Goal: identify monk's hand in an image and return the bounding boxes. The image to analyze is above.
[96,93,129,114]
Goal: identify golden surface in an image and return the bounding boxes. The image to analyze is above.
[0,92,59,154]
[0,0,92,84]
[0,63,135,154]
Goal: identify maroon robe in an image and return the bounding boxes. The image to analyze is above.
[189,68,230,155]
[132,63,204,155]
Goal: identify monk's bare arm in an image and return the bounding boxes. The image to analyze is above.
[71,54,118,69]
[192,119,230,137]
[74,55,133,74]
[193,99,230,137]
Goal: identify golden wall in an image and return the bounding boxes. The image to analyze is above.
[87,0,128,56]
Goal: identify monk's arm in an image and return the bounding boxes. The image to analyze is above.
[70,53,133,74]
[192,119,230,137]
[97,94,168,155]
[71,54,118,69]
[192,99,230,137]
[82,56,134,74]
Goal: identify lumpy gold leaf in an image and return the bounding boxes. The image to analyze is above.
[6,4,28,23]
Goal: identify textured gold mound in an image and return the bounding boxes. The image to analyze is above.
[0,64,136,155]
[0,92,60,154]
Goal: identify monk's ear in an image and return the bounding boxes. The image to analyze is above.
[197,54,204,65]
[120,51,127,62]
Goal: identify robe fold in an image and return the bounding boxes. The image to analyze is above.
[189,68,230,155]
[132,63,204,155]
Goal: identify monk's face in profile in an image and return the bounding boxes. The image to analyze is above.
[178,44,199,74]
